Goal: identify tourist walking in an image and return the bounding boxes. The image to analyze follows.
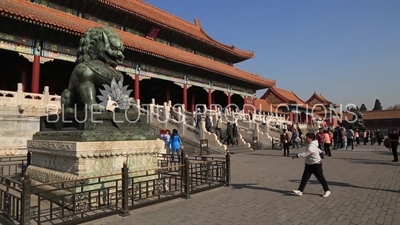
[205,115,212,132]
[355,129,360,146]
[317,128,324,149]
[281,129,290,156]
[388,129,399,162]
[225,122,234,146]
[233,123,239,145]
[323,130,332,156]
[195,109,202,128]
[291,129,299,149]
[346,128,354,150]
[215,116,223,140]
[363,130,368,145]
[292,132,331,197]
[333,127,339,150]
[370,130,375,145]
[169,129,182,162]
[340,126,346,148]
[376,129,383,146]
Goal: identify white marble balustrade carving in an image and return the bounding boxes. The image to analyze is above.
[0,83,61,117]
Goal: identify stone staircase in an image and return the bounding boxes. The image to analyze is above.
[138,101,228,154]
[207,109,274,150]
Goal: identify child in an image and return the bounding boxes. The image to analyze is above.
[343,135,348,150]
[161,130,171,154]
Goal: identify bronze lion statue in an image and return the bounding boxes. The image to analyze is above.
[61,27,126,112]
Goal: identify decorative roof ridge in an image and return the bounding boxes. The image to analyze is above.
[306,92,331,104]
[268,87,289,101]
[291,91,306,104]
[269,87,306,104]
[0,0,273,88]
[231,67,276,85]
[99,0,254,58]
[197,27,255,55]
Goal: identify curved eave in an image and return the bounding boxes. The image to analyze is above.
[0,0,275,87]
[266,88,307,106]
[96,0,254,59]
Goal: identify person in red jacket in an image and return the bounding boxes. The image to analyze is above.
[323,130,332,156]
[316,128,324,149]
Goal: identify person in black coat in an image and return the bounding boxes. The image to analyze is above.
[205,116,212,132]
[388,129,399,162]
[232,123,239,145]
[376,129,383,145]
[225,122,234,146]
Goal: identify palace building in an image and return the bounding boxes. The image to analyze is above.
[0,0,275,111]
[255,88,340,126]
[0,0,349,128]
[341,110,400,131]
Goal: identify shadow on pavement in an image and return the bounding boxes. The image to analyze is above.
[231,183,320,196]
[249,153,286,158]
[376,151,393,155]
[334,157,398,166]
[289,179,400,193]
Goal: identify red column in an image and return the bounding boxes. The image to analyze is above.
[31,55,40,93]
[183,84,187,110]
[227,92,231,106]
[134,74,140,100]
[191,92,195,111]
[289,112,294,122]
[165,83,170,102]
[208,89,212,109]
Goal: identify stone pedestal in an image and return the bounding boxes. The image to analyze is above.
[26,139,165,192]
[0,115,39,156]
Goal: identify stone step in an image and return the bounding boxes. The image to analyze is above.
[228,145,252,154]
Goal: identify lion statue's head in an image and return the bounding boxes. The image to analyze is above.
[76,27,125,67]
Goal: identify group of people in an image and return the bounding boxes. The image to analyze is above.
[160,129,183,162]
[194,109,240,146]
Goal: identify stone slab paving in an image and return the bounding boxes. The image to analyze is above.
[84,146,400,225]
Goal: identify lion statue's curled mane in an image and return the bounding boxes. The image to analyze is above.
[75,26,124,65]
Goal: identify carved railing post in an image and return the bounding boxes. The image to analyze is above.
[43,86,50,106]
[120,162,130,217]
[199,120,206,139]
[177,107,185,135]
[148,102,154,124]
[21,172,31,225]
[17,83,24,106]
[162,102,168,129]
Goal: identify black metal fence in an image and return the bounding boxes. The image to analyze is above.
[0,151,231,225]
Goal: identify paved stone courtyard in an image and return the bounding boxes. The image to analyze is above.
[84,145,400,225]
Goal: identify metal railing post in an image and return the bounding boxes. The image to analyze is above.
[21,172,31,225]
[225,151,231,186]
[180,149,185,165]
[183,156,191,199]
[27,151,31,166]
[119,162,130,217]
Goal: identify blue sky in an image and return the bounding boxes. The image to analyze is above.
[146,0,399,110]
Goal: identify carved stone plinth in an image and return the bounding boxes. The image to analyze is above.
[36,111,156,141]
[26,139,166,193]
